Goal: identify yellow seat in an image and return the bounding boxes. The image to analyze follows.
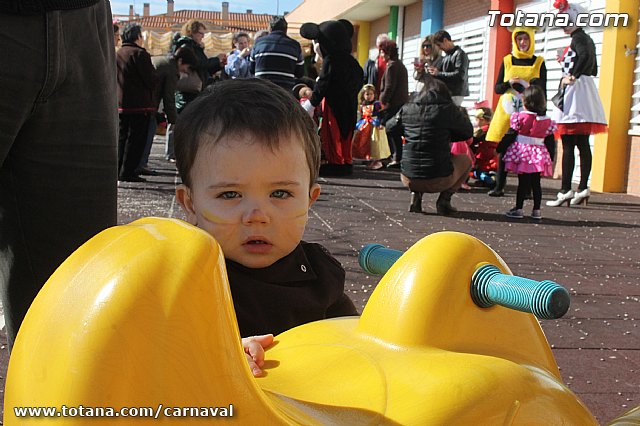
[5,217,599,425]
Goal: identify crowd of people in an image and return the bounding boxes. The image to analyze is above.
[350,10,605,218]
[111,10,607,215]
[115,15,308,181]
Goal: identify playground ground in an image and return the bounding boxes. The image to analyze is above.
[1,137,638,423]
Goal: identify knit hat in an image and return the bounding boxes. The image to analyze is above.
[270,15,288,32]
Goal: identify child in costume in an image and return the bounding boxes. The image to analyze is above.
[499,85,555,220]
[352,84,390,170]
[471,105,496,186]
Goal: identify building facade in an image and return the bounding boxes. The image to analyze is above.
[287,0,639,195]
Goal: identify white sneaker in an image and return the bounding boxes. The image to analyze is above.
[506,208,524,219]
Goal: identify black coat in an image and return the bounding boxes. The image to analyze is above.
[568,28,598,79]
[226,242,358,337]
[436,46,469,97]
[396,91,473,179]
[310,52,364,139]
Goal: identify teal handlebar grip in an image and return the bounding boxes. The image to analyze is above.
[358,245,571,319]
[358,244,403,275]
[471,264,570,319]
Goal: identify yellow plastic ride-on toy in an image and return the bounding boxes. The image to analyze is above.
[4,217,638,424]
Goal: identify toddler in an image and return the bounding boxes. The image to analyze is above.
[352,84,389,169]
[498,85,555,219]
[174,79,358,370]
[471,106,497,187]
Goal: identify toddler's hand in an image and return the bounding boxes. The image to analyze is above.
[242,334,274,377]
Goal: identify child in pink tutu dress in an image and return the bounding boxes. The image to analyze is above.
[498,85,555,220]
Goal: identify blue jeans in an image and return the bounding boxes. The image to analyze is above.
[0,1,118,349]
[137,114,157,173]
[165,123,175,160]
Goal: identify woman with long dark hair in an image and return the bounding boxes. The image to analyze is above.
[391,76,473,215]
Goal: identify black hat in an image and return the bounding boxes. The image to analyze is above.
[270,15,287,32]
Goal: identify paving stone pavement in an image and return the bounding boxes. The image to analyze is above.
[1,138,638,424]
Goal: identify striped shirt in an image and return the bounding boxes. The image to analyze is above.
[250,31,304,91]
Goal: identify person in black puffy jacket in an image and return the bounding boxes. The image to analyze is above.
[390,76,473,215]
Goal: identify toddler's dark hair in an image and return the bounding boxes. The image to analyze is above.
[523,85,547,115]
[174,79,321,188]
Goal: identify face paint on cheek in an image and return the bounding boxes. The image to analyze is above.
[201,208,237,225]
[290,208,309,226]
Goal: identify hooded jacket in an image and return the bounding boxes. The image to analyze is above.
[396,90,473,179]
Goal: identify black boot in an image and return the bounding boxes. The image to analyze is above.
[409,192,423,213]
[436,191,458,216]
[488,156,507,196]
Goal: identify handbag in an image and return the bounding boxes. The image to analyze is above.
[551,84,565,111]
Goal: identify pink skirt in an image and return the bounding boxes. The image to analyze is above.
[450,139,475,166]
[503,142,553,176]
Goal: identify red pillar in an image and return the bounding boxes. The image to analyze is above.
[485,0,514,110]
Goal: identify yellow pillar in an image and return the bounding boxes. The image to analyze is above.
[592,0,639,192]
[356,21,371,67]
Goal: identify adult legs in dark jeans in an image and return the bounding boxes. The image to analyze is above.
[137,114,158,174]
[561,134,592,192]
[118,113,150,180]
[389,133,403,164]
[383,106,402,166]
[0,1,118,350]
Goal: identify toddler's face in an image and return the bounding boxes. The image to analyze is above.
[177,134,320,269]
[363,90,375,103]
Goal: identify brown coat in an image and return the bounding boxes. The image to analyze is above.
[116,43,157,113]
[380,59,409,110]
